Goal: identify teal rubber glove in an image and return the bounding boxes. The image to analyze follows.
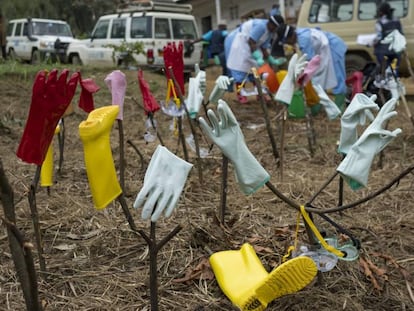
[198,100,270,195]
[274,53,308,105]
[337,98,401,189]
[338,93,379,155]
[186,76,204,119]
[252,50,265,67]
[134,145,193,222]
[209,76,234,104]
[268,56,287,66]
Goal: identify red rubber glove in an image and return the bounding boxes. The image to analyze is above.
[163,42,185,97]
[78,73,100,113]
[346,71,363,101]
[138,69,160,115]
[16,69,78,165]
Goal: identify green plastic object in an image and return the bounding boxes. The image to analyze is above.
[288,90,321,118]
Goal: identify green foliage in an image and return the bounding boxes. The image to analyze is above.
[105,40,145,67]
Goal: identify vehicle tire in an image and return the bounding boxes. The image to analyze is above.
[8,48,17,61]
[71,54,82,65]
[31,49,41,65]
[345,54,369,75]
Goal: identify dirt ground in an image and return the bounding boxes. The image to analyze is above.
[0,65,413,311]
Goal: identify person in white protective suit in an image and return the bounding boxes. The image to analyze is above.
[225,15,285,104]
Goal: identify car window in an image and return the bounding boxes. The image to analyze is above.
[93,20,110,39]
[31,22,72,36]
[15,23,22,36]
[131,16,151,38]
[171,19,196,39]
[155,18,170,39]
[358,0,408,20]
[308,0,353,23]
[110,18,126,39]
[23,22,28,36]
[6,23,14,36]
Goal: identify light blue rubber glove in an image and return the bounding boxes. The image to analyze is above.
[198,100,270,195]
[337,98,401,189]
[134,145,193,222]
[209,76,234,104]
[274,53,308,105]
[186,76,204,119]
[313,84,341,120]
[338,93,379,155]
[268,56,287,66]
[252,50,265,66]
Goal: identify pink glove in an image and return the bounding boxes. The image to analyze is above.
[138,69,160,115]
[104,70,126,120]
[78,73,100,113]
[297,55,321,87]
[346,71,363,101]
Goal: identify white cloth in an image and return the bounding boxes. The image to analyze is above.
[309,28,337,90]
[227,20,270,73]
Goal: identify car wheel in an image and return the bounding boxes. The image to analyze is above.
[8,48,17,61]
[31,49,41,65]
[71,54,82,65]
[345,54,369,76]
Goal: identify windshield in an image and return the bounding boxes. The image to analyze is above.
[31,22,73,37]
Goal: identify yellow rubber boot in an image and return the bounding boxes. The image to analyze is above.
[210,243,317,311]
[79,106,122,210]
[40,124,61,187]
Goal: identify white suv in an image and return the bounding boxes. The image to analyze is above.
[6,18,76,64]
[65,1,202,72]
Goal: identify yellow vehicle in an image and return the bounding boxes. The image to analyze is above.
[296,0,414,76]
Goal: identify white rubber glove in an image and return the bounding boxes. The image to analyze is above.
[338,93,379,155]
[134,145,193,222]
[274,53,308,105]
[381,29,406,53]
[198,100,270,195]
[186,76,204,119]
[209,76,234,104]
[337,98,401,189]
[194,63,207,96]
[313,84,341,120]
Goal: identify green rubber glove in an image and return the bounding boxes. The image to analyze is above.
[198,100,270,195]
[337,98,402,189]
[252,50,265,67]
[268,56,287,66]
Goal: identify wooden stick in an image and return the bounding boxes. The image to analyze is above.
[117,119,126,192]
[219,155,229,224]
[28,166,46,272]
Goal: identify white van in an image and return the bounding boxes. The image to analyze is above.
[66,1,202,71]
[6,18,76,64]
[297,0,414,76]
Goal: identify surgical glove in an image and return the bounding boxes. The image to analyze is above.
[209,76,234,104]
[134,145,193,222]
[337,98,401,189]
[313,84,341,120]
[252,50,265,67]
[194,63,207,95]
[268,55,287,66]
[186,76,204,119]
[297,55,321,87]
[275,53,308,105]
[338,93,379,155]
[198,100,270,195]
[104,70,126,120]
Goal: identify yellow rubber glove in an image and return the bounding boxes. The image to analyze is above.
[79,106,122,210]
[210,243,317,311]
[40,123,61,187]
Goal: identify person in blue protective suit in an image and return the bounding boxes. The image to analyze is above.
[225,15,285,104]
[271,24,347,98]
[373,2,404,76]
[190,21,228,76]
